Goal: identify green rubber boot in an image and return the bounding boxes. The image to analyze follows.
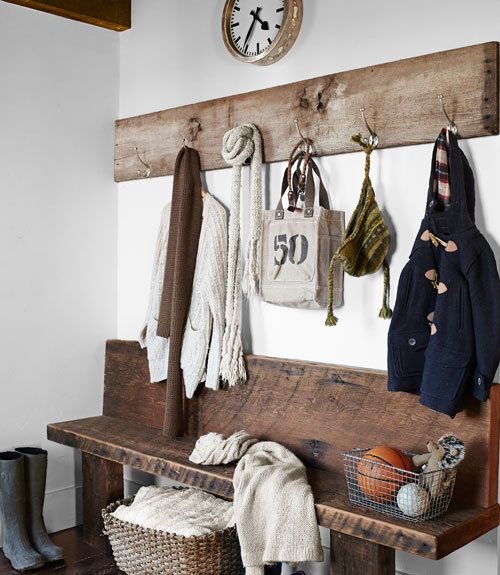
[0,452,45,571]
[15,448,64,563]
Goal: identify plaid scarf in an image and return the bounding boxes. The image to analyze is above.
[433,128,451,207]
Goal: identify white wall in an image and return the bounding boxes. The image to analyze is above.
[0,3,118,534]
[117,1,500,574]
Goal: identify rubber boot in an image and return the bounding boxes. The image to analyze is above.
[0,452,45,571]
[15,448,64,563]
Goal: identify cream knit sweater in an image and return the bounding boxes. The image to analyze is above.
[181,193,227,398]
[139,203,171,383]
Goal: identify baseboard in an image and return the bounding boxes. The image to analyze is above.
[45,483,83,534]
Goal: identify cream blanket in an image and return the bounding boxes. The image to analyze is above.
[234,441,324,574]
[189,430,258,465]
[111,486,234,537]
[190,432,323,574]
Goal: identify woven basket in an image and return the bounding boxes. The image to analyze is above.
[102,498,244,575]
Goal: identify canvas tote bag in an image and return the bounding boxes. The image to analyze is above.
[260,154,344,309]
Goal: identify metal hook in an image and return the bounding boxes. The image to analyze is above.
[437,95,458,134]
[360,108,379,148]
[294,119,314,154]
[134,147,151,178]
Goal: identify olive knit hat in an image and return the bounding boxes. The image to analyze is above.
[325,134,392,326]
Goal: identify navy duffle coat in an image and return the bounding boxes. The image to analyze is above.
[387,131,500,417]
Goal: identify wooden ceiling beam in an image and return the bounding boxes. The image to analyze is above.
[2,0,131,31]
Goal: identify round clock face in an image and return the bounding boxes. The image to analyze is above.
[229,0,284,58]
[222,0,302,65]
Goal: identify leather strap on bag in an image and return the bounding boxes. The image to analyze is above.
[276,153,330,219]
[287,141,311,211]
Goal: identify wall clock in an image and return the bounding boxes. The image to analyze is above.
[222,0,303,65]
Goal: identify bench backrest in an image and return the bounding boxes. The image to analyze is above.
[103,340,499,508]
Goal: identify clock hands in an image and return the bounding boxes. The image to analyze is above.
[243,7,260,50]
[243,7,269,52]
[250,9,269,30]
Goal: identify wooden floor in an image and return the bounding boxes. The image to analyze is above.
[0,527,123,574]
[0,528,284,574]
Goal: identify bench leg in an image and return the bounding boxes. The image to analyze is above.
[82,452,124,551]
[330,531,395,575]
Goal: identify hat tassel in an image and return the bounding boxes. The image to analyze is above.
[325,256,339,326]
[379,259,392,319]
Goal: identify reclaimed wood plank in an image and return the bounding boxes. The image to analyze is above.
[103,340,166,430]
[330,531,395,575]
[486,383,500,504]
[102,340,499,509]
[115,42,499,181]
[47,415,500,560]
[3,0,131,31]
[82,453,124,551]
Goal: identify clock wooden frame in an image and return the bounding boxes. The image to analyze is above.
[222,0,303,66]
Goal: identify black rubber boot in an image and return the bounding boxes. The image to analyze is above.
[15,448,64,563]
[0,452,45,571]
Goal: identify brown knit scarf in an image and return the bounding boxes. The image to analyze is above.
[156,146,204,437]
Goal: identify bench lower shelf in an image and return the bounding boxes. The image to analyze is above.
[47,415,499,573]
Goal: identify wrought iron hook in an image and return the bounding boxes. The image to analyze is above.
[134,147,151,178]
[294,119,314,154]
[359,107,379,148]
[437,95,458,134]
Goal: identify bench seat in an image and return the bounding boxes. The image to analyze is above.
[47,414,499,561]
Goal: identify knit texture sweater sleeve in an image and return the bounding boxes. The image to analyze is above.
[181,193,228,398]
[139,203,171,383]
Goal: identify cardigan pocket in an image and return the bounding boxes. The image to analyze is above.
[422,346,471,401]
[388,328,429,379]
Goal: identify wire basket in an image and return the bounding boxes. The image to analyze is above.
[342,448,457,522]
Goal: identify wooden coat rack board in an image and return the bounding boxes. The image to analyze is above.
[115,42,499,182]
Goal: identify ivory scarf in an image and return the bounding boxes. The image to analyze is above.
[220,124,263,387]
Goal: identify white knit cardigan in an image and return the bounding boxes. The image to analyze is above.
[181,193,227,399]
[139,203,171,383]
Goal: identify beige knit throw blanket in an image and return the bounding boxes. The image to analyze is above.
[190,433,323,574]
[220,124,263,387]
[189,430,258,465]
[234,441,324,574]
[112,486,234,537]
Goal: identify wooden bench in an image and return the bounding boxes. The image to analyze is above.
[47,340,500,575]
